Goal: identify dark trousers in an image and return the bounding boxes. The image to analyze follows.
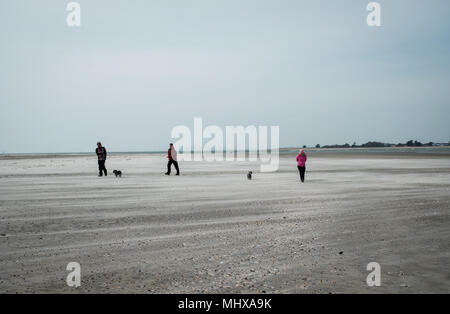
[297,166,305,182]
[98,160,107,176]
[167,159,180,175]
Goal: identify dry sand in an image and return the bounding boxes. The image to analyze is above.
[0,152,449,293]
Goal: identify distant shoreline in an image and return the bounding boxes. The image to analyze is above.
[1,146,450,160]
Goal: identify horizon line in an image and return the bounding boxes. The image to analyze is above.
[2,145,450,156]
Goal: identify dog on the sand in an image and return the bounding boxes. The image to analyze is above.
[113,170,122,178]
[247,171,252,180]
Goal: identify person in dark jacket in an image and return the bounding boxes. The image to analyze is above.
[165,143,180,175]
[96,142,107,177]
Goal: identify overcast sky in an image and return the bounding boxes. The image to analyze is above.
[0,0,449,153]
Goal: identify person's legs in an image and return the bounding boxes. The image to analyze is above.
[300,166,305,182]
[166,160,173,175]
[98,160,105,176]
[103,161,107,176]
[173,161,180,175]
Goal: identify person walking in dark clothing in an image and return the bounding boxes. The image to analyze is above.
[165,143,180,175]
[96,142,107,177]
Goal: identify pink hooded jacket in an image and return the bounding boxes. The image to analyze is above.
[296,149,307,167]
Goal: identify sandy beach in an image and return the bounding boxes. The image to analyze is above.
[0,151,449,293]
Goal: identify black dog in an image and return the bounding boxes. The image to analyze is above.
[113,170,122,178]
[247,171,252,180]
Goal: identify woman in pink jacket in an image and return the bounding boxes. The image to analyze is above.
[296,149,307,182]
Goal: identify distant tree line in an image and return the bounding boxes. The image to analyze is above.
[312,140,449,149]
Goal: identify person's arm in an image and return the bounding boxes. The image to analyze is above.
[96,148,99,156]
[104,147,107,158]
